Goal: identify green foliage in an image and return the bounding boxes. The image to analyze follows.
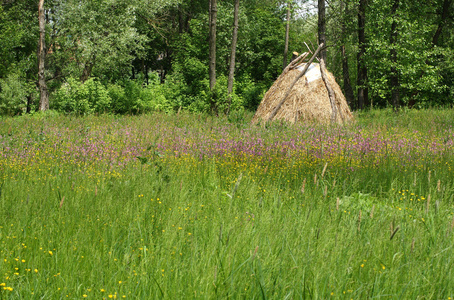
[53,0,147,81]
[0,71,37,116]
[160,71,260,114]
[134,0,183,16]
[168,2,284,112]
[244,7,285,82]
[235,74,267,110]
[1,0,453,114]
[0,0,37,79]
[52,77,111,114]
[51,74,176,115]
[108,74,171,114]
[364,0,453,107]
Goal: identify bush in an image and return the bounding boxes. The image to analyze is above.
[52,77,111,114]
[0,72,37,116]
[108,73,171,114]
[235,74,267,111]
[50,72,263,115]
[141,76,172,113]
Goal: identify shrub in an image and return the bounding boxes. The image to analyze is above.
[108,73,170,114]
[52,77,111,114]
[0,72,37,116]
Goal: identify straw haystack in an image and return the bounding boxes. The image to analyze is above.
[252,60,354,125]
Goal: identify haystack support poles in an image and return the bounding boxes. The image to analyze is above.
[266,43,324,123]
[319,57,341,123]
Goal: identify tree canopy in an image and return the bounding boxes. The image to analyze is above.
[0,0,453,115]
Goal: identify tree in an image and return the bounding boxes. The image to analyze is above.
[318,0,326,62]
[53,0,147,82]
[135,0,183,16]
[208,0,217,112]
[227,0,240,114]
[339,0,354,107]
[431,0,452,46]
[209,0,217,91]
[282,1,291,69]
[357,0,368,109]
[38,0,48,111]
[389,0,399,110]
[0,0,40,113]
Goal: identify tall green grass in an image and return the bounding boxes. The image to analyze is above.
[0,109,453,299]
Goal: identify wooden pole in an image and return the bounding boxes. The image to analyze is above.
[266,43,324,123]
[319,58,338,123]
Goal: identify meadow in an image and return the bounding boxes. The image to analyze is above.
[0,109,454,299]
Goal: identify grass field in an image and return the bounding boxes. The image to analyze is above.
[0,109,454,299]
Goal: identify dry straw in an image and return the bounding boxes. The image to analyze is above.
[426,194,431,214]
[252,60,354,125]
[301,178,306,194]
[321,162,328,178]
[252,246,259,261]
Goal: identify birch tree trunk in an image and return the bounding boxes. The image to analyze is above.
[318,0,326,62]
[357,0,368,109]
[282,2,291,70]
[209,0,217,91]
[227,0,240,114]
[38,0,49,111]
[209,0,217,113]
[340,0,354,107]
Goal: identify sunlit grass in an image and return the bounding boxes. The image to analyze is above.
[0,109,453,298]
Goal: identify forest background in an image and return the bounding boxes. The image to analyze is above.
[0,0,453,116]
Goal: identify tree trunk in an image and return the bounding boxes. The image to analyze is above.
[38,0,49,111]
[340,0,354,107]
[227,0,240,114]
[143,59,149,85]
[318,0,326,62]
[282,2,291,70]
[432,0,452,46]
[209,0,217,91]
[80,60,95,83]
[390,0,399,110]
[341,45,355,107]
[357,0,368,109]
[26,93,33,114]
[320,58,338,123]
[209,0,217,113]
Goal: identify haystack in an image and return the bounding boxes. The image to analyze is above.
[252,60,354,124]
